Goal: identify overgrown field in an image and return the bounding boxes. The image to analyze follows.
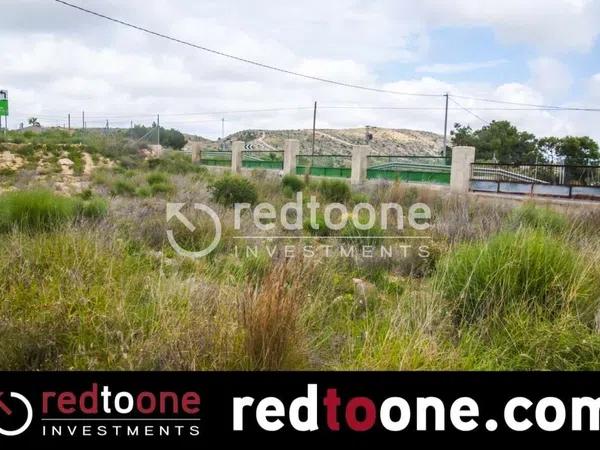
[1,133,600,370]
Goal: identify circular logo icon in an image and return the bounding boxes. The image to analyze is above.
[0,392,33,437]
[166,203,222,258]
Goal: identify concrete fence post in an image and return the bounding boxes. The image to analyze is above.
[191,142,201,164]
[231,141,243,174]
[283,139,299,175]
[450,146,476,193]
[351,145,370,185]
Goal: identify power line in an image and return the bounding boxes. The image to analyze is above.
[449,94,600,112]
[449,97,489,125]
[54,0,443,99]
[16,104,597,121]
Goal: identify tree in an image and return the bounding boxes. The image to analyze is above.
[451,120,541,163]
[537,137,561,163]
[557,136,599,165]
[28,117,40,127]
[450,123,477,148]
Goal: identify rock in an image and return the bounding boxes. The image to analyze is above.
[353,278,376,310]
[58,158,74,166]
[594,309,600,334]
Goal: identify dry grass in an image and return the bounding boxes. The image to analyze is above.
[240,261,308,370]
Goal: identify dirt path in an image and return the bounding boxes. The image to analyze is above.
[315,130,353,146]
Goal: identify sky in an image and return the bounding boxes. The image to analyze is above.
[1,0,600,141]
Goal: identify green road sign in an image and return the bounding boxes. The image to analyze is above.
[0,99,8,116]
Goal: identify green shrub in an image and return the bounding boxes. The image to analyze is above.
[318,179,351,203]
[351,192,369,204]
[111,179,136,196]
[146,172,169,185]
[282,186,295,198]
[135,186,152,198]
[150,182,175,196]
[303,212,332,236]
[282,174,304,193]
[209,175,258,206]
[78,197,108,219]
[150,152,203,175]
[435,228,598,325]
[341,217,384,246]
[508,202,568,233]
[0,190,78,232]
[0,167,16,177]
[78,188,93,201]
[459,313,600,370]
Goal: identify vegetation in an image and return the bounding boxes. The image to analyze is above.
[452,120,600,164]
[209,175,258,206]
[1,129,600,371]
[130,124,187,150]
[317,179,351,203]
[281,174,305,193]
[0,190,107,233]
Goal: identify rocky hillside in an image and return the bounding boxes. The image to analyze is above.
[222,127,444,156]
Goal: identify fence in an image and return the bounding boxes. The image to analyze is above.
[242,150,284,170]
[296,154,352,178]
[200,151,231,167]
[367,155,450,184]
[471,162,600,199]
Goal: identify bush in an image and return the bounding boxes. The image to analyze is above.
[351,192,369,204]
[0,190,79,232]
[78,188,93,201]
[135,186,152,198]
[303,212,332,236]
[78,197,108,219]
[150,153,203,175]
[209,175,258,206]
[341,217,384,246]
[435,229,598,325]
[150,182,175,196]
[282,174,304,193]
[508,202,568,233]
[318,179,351,203]
[146,172,169,186]
[111,179,136,196]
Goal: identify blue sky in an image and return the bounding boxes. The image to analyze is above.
[2,0,600,140]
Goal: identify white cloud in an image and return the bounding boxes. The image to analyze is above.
[416,0,600,52]
[528,57,573,99]
[416,60,507,74]
[0,0,599,143]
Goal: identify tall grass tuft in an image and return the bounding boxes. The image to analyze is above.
[0,190,79,232]
[508,202,568,233]
[240,262,306,370]
[435,228,599,325]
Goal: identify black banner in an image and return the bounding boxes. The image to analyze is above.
[0,371,598,445]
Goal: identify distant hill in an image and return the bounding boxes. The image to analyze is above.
[222,127,444,156]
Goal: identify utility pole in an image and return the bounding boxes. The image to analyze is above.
[157,114,160,146]
[82,111,85,130]
[221,117,225,151]
[311,101,317,156]
[106,120,109,134]
[442,93,449,158]
[68,113,71,130]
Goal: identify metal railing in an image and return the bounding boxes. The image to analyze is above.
[367,155,450,168]
[471,163,600,186]
[200,150,232,167]
[243,150,283,170]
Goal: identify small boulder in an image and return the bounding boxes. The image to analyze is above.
[353,278,376,310]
